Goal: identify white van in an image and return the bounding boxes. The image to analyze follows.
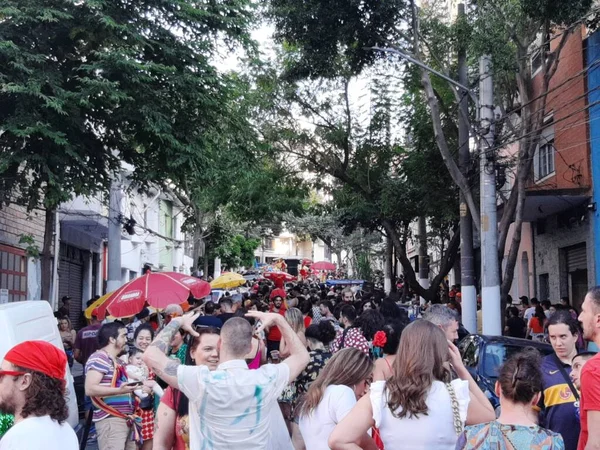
[0,301,79,428]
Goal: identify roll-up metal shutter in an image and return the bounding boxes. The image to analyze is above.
[59,244,84,330]
[566,244,587,272]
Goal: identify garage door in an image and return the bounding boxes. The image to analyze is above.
[59,244,84,330]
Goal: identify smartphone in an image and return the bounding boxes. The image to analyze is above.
[125,381,143,387]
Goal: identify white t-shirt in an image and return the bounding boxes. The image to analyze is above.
[524,307,536,322]
[370,379,470,450]
[177,359,292,450]
[0,415,78,450]
[298,385,357,450]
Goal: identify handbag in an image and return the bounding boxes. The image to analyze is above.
[446,382,463,435]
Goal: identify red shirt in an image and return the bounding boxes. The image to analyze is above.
[267,306,286,341]
[578,353,600,450]
[303,316,312,329]
[160,387,187,450]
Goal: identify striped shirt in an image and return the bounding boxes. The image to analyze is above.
[85,350,134,421]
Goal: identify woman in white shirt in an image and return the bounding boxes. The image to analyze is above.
[329,320,495,450]
[297,348,377,450]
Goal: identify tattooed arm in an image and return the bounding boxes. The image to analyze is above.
[143,312,199,388]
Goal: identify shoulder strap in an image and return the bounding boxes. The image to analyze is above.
[553,354,580,401]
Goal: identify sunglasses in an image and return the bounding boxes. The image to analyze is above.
[0,370,26,379]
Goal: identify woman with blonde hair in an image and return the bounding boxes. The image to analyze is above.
[298,348,377,450]
[329,320,495,450]
[280,307,307,358]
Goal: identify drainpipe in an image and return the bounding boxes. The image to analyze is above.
[50,211,60,310]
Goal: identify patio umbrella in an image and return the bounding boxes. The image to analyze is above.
[95,272,211,319]
[312,261,336,271]
[210,272,246,290]
[263,270,296,288]
[84,292,111,320]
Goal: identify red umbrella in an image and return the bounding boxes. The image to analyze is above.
[263,270,296,288]
[96,272,211,319]
[312,261,336,271]
[166,273,212,299]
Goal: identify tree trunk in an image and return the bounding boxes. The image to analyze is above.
[191,209,203,273]
[385,237,394,294]
[382,219,460,303]
[41,208,55,303]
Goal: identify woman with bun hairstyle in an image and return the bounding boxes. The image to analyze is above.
[456,350,564,449]
[372,321,405,381]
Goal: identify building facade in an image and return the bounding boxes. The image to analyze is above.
[500,25,594,311]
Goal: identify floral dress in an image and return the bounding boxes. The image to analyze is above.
[279,349,332,419]
[456,421,565,449]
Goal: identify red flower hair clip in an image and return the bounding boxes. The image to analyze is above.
[373,330,387,348]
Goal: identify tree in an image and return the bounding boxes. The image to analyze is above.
[257,62,460,300]
[0,0,254,298]
[266,0,595,309]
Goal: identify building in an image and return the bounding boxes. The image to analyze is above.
[500,25,594,311]
[57,173,193,327]
[255,231,332,265]
[0,204,47,303]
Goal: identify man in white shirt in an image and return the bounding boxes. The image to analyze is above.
[0,340,78,450]
[144,310,310,450]
[524,297,539,323]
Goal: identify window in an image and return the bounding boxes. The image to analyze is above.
[0,245,27,302]
[537,140,555,179]
[534,116,555,181]
[530,32,550,75]
[263,238,274,250]
[463,341,479,368]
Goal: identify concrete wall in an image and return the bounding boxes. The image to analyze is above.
[533,213,593,302]
[502,222,535,301]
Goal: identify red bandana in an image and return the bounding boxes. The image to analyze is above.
[4,341,67,380]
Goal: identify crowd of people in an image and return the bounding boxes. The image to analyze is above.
[2,280,600,449]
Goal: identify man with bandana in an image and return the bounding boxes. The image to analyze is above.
[0,340,78,449]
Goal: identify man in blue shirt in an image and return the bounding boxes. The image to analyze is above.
[193,300,224,328]
[539,310,581,450]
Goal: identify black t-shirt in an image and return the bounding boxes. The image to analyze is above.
[506,316,526,338]
[194,315,224,329]
[217,312,235,324]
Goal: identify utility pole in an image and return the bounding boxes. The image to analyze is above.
[384,237,393,295]
[458,3,477,333]
[418,215,429,305]
[479,55,502,335]
[107,175,123,293]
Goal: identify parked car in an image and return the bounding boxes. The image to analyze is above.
[458,334,553,412]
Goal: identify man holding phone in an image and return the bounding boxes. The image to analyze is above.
[85,322,139,450]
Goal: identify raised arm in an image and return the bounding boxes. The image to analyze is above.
[247,311,309,382]
[143,312,199,389]
[448,341,495,425]
[328,394,375,450]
